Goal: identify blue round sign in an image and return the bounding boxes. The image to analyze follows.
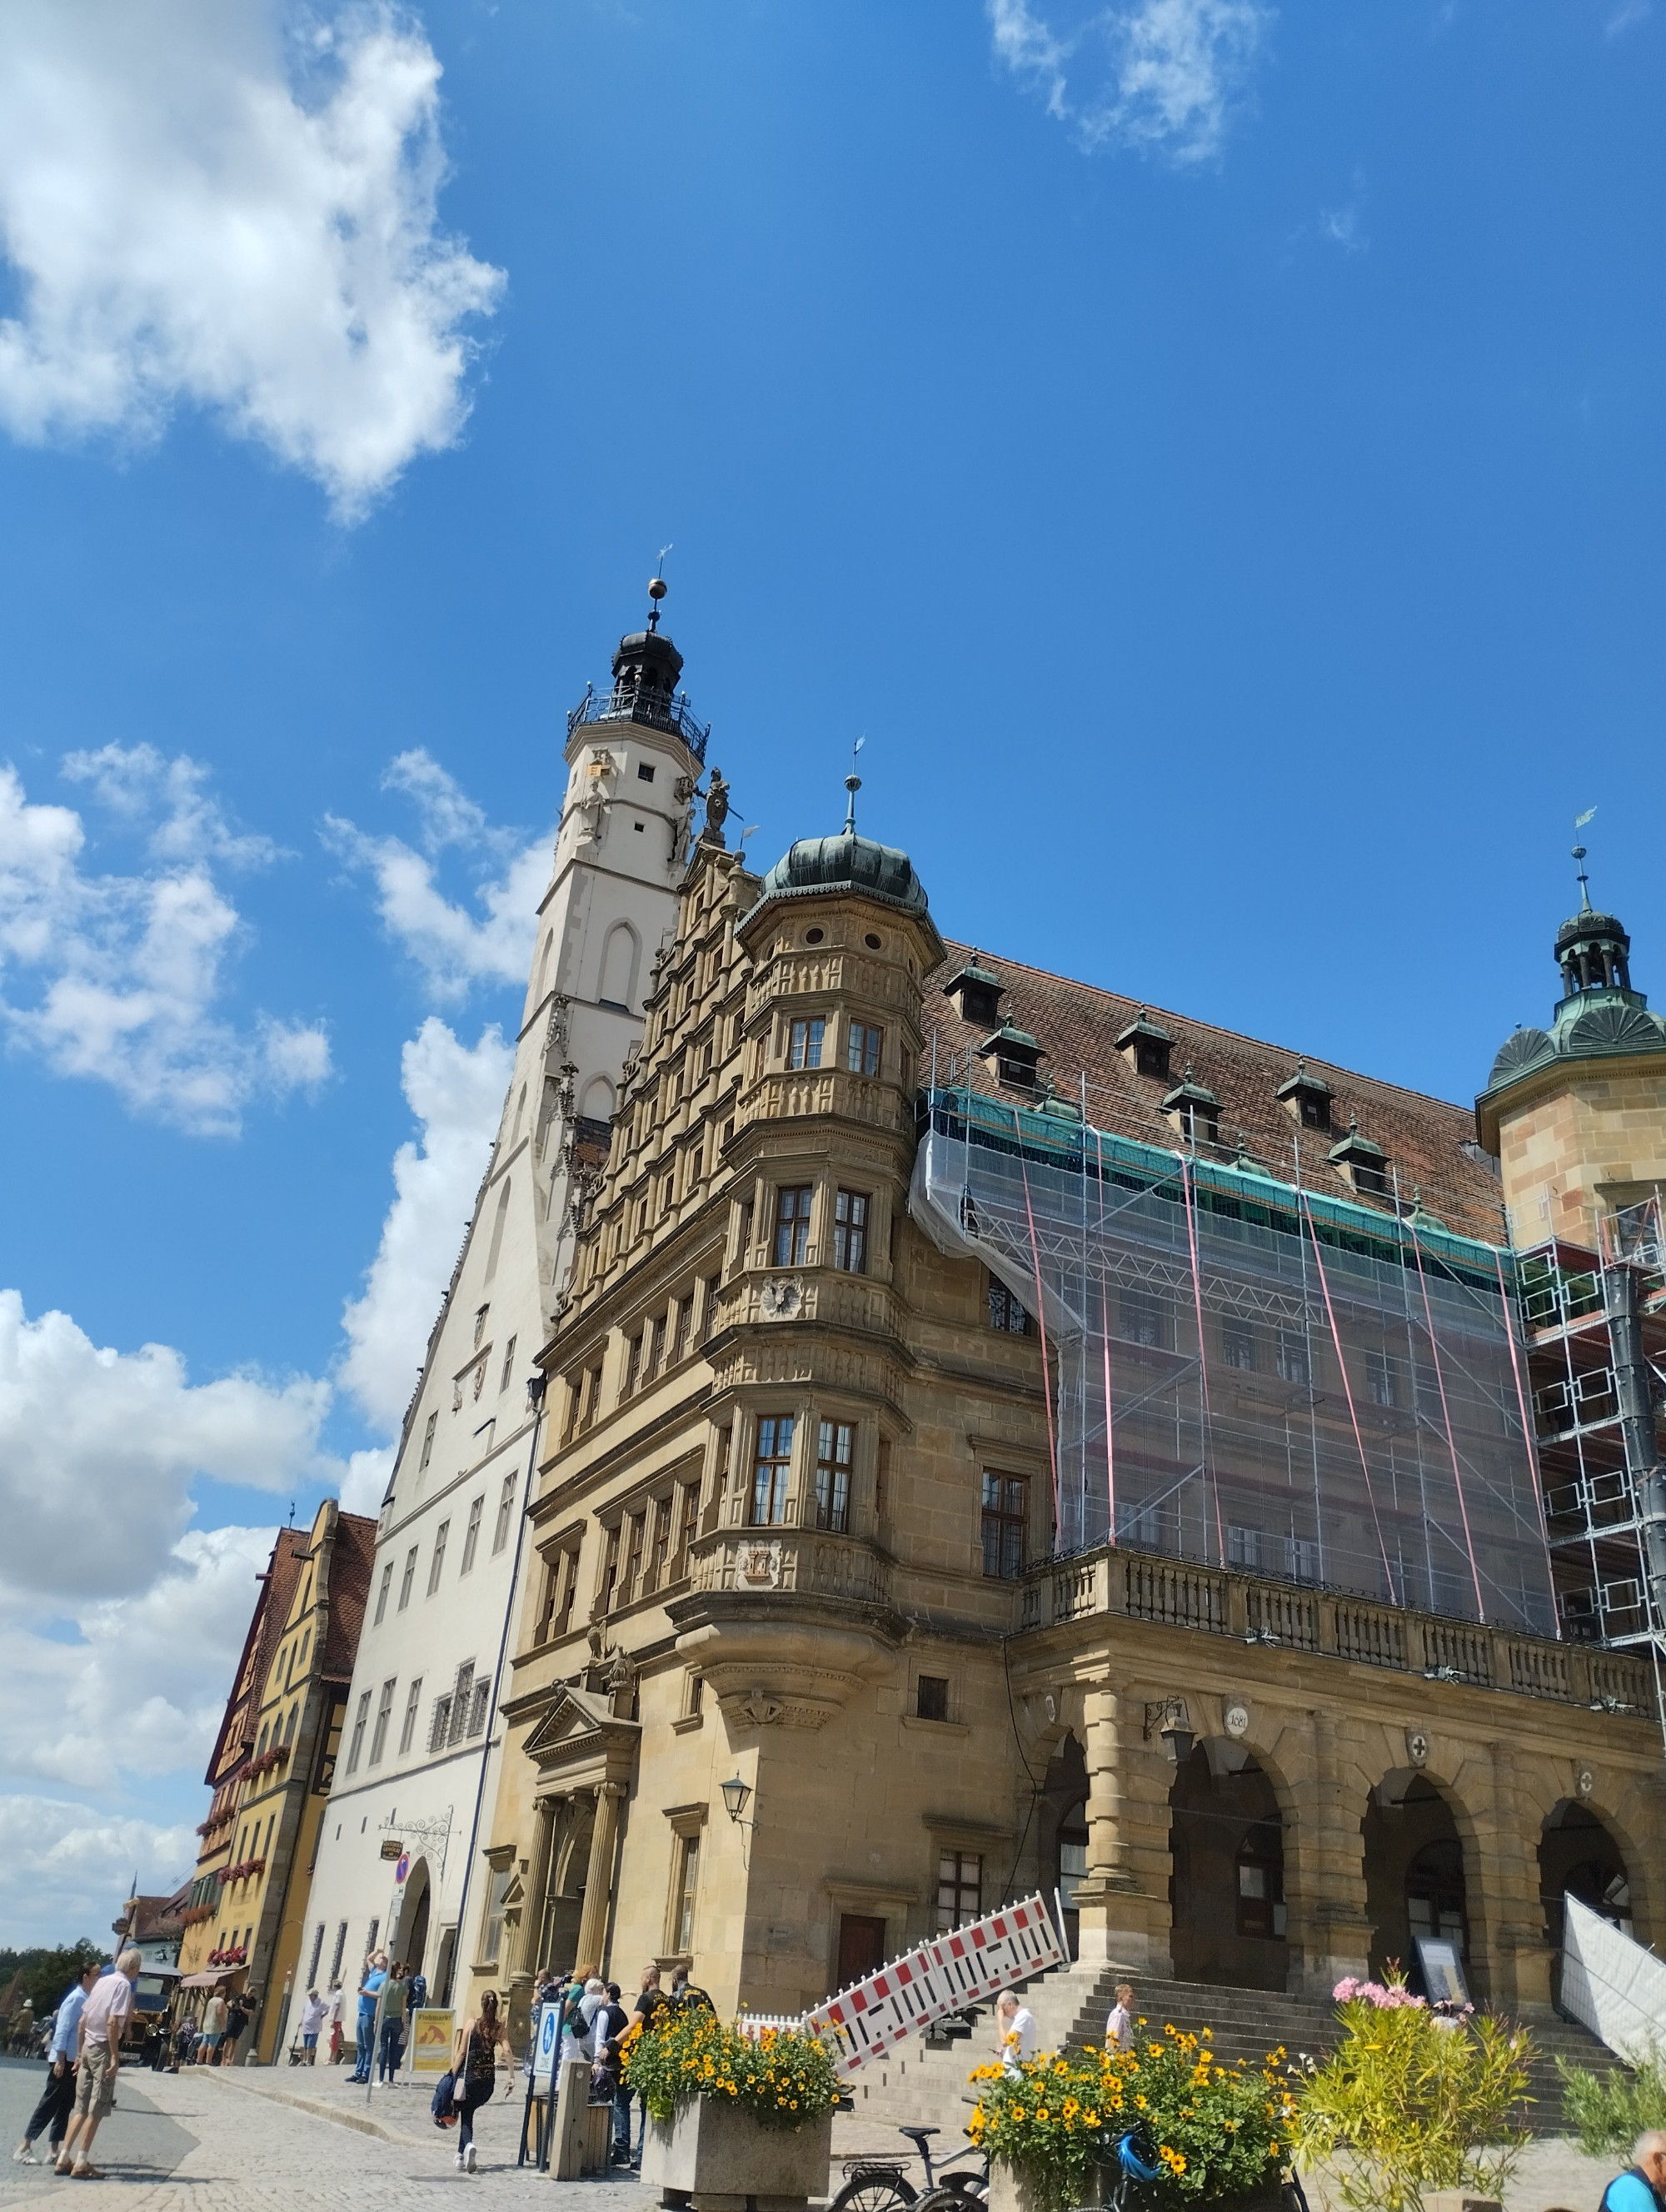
[395,1852,410,1884]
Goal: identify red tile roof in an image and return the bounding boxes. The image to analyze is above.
[922,940,1507,1247]
[321,1512,379,1682]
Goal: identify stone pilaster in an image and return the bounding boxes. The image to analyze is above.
[1074,1680,1170,1972]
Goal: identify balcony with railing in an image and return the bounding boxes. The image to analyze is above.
[1018,1542,1654,1714]
[566,680,711,760]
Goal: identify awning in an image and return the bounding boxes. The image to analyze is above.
[177,1970,232,1990]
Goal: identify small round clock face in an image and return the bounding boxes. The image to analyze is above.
[1223,1701,1250,1739]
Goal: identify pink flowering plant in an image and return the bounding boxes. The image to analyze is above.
[1293,1965,1533,2212]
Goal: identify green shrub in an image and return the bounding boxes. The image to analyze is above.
[1294,1975,1534,2212]
[1558,2050,1666,2157]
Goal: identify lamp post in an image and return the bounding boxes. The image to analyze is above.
[720,1775,751,1824]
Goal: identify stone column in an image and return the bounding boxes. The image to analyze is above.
[1471,1745,1550,2014]
[1073,1681,1169,1972]
[1288,1707,1374,1995]
[573,1781,626,1973]
[514,1797,560,1982]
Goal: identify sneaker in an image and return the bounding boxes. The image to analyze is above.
[464,2145,477,2174]
[14,2147,37,2165]
[455,2151,466,2172]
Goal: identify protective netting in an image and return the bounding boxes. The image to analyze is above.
[912,1087,1556,1636]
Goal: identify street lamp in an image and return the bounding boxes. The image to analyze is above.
[720,1774,751,1824]
[1144,1697,1195,1765]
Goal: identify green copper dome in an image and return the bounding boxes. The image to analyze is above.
[751,831,930,919]
[1479,879,1666,1104]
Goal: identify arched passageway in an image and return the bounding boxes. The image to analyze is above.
[392,1860,431,1976]
[1038,1732,1088,1958]
[1363,1774,1469,1994]
[1169,1740,1287,1990]
[1540,1801,1632,1950]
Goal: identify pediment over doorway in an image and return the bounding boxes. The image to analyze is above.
[521,1682,639,1791]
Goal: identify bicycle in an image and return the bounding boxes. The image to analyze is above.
[828,2124,988,2212]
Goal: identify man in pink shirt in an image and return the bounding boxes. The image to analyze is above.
[54,1950,140,2180]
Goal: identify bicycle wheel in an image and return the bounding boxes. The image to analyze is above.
[915,2186,984,2212]
[829,2170,918,2212]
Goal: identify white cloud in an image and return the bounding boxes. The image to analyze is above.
[0,1796,196,1948]
[988,0,1270,163]
[323,749,550,999]
[339,1015,515,1432]
[1606,0,1650,33]
[0,752,329,1134]
[0,1288,340,1605]
[0,0,503,520]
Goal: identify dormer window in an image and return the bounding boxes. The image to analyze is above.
[1276,1062,1334,1133]
[977,1021,1044,1091]
[942,954,1005,1029]
[1329,1117,1390,1198]
[1162,1068,1220,1148]
[1115,1008,1173,1084]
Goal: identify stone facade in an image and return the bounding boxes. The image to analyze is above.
[1489,1062,1666,1251]
[462,805,1665,2038]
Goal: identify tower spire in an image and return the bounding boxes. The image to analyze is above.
[1573,842,1594,914]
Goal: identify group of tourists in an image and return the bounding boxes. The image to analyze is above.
[10,1949,142,2179]
[342,1951,427,2081]
[171,1987,256,2070]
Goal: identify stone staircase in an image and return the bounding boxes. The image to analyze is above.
[829,1959,1615,2163]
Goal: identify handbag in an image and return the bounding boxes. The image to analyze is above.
[431,2068,459,2127]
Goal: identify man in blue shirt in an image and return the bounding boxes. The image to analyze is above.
[12,1961,100,2165]
[350,1952,387,2085]
[1602,2131,1666,2212]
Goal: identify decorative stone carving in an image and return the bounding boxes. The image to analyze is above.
[1224,1700,1250,1741]
[759,1277,803,1321]
[1406,1728,1430,1767]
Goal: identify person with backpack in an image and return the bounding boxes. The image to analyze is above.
[1599,2132,1666,2211]
[667,1964,714,2015]
[450,1990,511,2175]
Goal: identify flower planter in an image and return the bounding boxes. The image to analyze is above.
[990,2160,1284,2212]
[639,2095,834,2210]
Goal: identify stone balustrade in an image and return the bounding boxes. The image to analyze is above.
[1018,1543,1652,1712]
[691,1527,893,1607]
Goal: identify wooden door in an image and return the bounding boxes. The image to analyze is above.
[836,1913,887,1989]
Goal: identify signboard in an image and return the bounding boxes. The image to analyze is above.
[1414,1937,1469,2010]
[395,1854,411,1886]
[531,2001,561,2096]
[380,1840,404,1862]
[804,1893,1067,2076]
[408,2006,456,2077]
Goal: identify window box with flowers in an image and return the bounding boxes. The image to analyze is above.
[970,2022,1296,2212]
[626,2010,838,2204]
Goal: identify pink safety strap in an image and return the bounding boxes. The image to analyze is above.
[1408,1219,1487,1622]
[1177,1155,1227,1569]
[1011,1112,1060,1529]
[1095,1130,1116,1542]
[1299,1192,1397,1601]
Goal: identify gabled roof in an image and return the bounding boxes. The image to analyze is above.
[923,940,1507,1245]
[202,1526,309,1787]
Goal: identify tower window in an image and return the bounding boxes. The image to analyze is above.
[636,762,655,781]
[833,1190,869,1273]
[773,1186,813,1268]
[787,1017,826,1070]
[815,1420,853,1533]
[751,1415,795,1527]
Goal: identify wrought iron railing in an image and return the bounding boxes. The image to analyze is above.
[566,682,711,760]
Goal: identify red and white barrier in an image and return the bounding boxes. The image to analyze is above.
[804,1894,1067,2076]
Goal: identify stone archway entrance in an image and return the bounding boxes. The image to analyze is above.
[1540,1801,1632,1952]
[392,1859,431,1977]
[1168,1740,1288,1990]
[1363,1775,1469,1994]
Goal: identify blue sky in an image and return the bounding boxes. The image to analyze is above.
[0,0,1661,1941]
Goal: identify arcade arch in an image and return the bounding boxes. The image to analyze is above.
[1168,1739,1288,1991]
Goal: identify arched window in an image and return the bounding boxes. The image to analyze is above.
[599,922,638,1010]
[579,1075,615,1125]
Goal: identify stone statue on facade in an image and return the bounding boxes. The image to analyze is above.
[701,767,730,848]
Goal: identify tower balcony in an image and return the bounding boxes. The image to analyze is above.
[566,680,711,761]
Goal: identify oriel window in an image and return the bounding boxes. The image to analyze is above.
[773,1186,813,1268]
[847,1020,882,1076]
[815,1420,854,1533]
[833,1189,869,1274]
[787,1017,826,1070]
[751,1415,795,1527]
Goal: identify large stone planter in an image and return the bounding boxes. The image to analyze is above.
[990,2160,1284,2212]
[639,2095,834,2210]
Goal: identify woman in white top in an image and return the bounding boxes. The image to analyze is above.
[993,1990,1039,2071]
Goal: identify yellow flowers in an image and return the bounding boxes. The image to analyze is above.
[623,2010,837,2132]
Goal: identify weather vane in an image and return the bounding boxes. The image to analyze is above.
[844,735,865,834]
[646,543,673,632]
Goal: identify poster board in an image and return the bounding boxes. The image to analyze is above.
[1414,1937,1469,2008]
[408,2006,456,2077]
[531,2001,560,2096]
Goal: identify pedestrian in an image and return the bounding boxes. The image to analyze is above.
[222,1990,250,2065]
[558,1969,596,2067]
[994,1989,1038,2071]
[451,1989,511,2175]
[352,1952,387,2083]
[12,1960,98,2165]
[407,1965,429,2017]
[667,1963,714,2015]
[592,1982,629,2135]
[55,1950,141,2180]
[297,1987,327,2063]
[199,1988,228,2065]
[171,2016,194,2073]
[378,1961,410,2083]
[327,1979,345,2064]
[615,1965,663,2169]
[1104,1981,1136,2053]
[1599,2130,1666,2210]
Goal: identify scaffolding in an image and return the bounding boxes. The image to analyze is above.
[912,1085,1557,1637]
